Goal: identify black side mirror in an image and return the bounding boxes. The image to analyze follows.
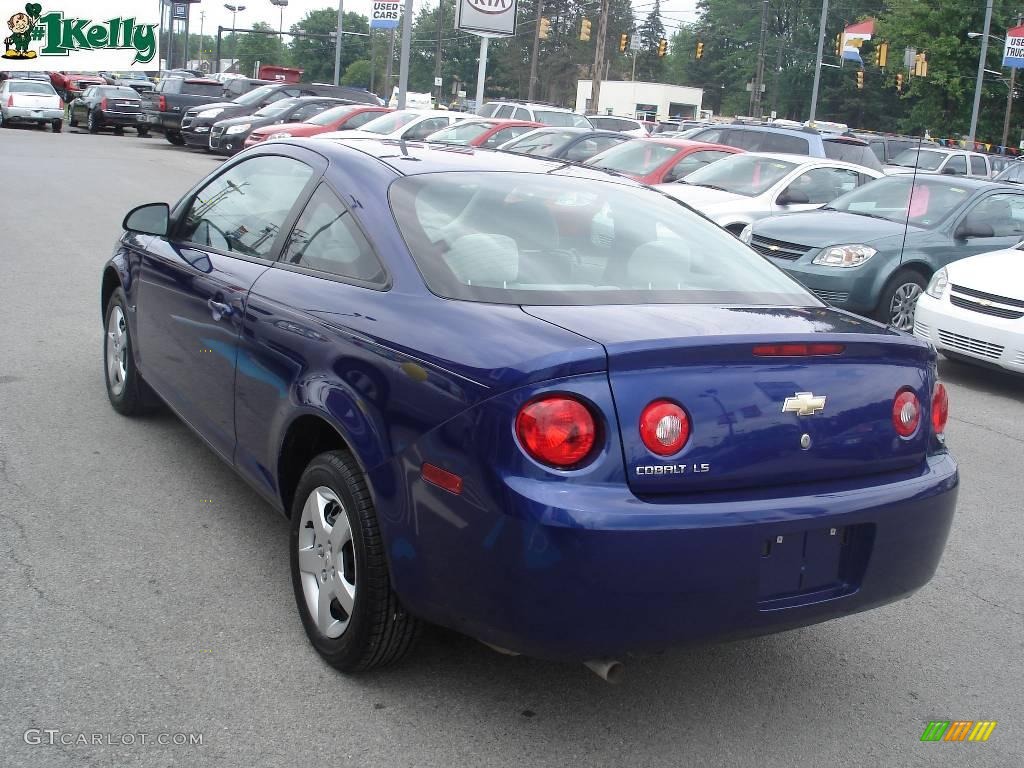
[955,219,994,239]
[123,202,170,236]
[777,188,810,206]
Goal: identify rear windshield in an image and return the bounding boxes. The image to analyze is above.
[389,171,814,306]
[681,154,798,196]
[533,110,591,128]
[586,140,680,175]
[822,140,882,170]
[9,81,54,95]
[178,82,222,96]
[100,86,139,98]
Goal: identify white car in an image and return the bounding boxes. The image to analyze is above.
[586,115,648,137]
[478,101,592,128]
[316,109,467,142]
[0,79,63,131]
[656,153,882,236]
[914,246,1024,374]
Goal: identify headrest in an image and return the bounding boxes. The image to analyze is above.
[445,233,519,285]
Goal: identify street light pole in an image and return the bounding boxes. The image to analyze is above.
[333,0,344,86]
[968,0,994,145]
[808,0,830,125]
[224,4,246,72]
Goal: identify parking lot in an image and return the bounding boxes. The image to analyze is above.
[0,126,1021,768]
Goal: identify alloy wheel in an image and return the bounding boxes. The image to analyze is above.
[888,282,922,331]
[297,486,357,639]
[105,305,128,396]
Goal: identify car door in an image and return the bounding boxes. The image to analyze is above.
[932,191,1024,270]
[136,150,322,460]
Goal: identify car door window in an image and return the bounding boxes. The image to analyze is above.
[664,150,731,182]
[483,125,529,147]
[282,184,386,285]
[177,155,313,259]
[961,193,1024,237]
[970,155,988,176]
[789,166,861,203]
[404,117,448,140]
[944,155,967,176]
[494,105,514,118]
[513,107,531,120]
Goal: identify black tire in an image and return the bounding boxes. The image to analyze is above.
[0,111,6,128]
[137,126,150,138]
[874,268,928,331]
[51,119,62,132]
[165,130,186,146]
[103,288,156,416]
[68,111,78,127]
[113,126,124,135]
[87,111,100,134]
[289,451,421,673]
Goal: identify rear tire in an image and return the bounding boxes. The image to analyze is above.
[290,451,421,673]
[114,126,124,135]
[0,111,6,128]
[875,269,927,331]
[137,126,150,137]
[87,111,100,134]
[51,119,62,132]
[103,288,156,416]
[165,130,185,146]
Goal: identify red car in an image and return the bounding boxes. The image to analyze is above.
[49,71,107,102]
[244,104,392,148]
[424,119,541,148]
[585,137,742,185]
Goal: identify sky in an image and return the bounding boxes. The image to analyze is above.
[174,0,701,39]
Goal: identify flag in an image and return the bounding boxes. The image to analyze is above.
[842,19,874,64]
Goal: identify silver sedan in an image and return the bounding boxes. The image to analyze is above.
[655,153,883,236]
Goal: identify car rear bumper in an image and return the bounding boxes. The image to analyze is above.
[4,106,62,121]
[388,452,958,661]
[100,110,143,126]
[915,294,1024,373]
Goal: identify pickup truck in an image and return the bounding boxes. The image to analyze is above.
[141,78,224,145]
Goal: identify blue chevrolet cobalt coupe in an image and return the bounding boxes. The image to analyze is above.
[100,138,958,675]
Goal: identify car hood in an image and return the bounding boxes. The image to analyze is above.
[189,102,248,119]
[216,113,272,127]
[657,183,750,209]
[249,120,308,135]
[946,246,1024,299]
[754,210,921,246]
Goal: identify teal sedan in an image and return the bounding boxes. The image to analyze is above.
[743,175,1024,329]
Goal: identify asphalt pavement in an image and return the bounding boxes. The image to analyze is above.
[0,126,1021,768]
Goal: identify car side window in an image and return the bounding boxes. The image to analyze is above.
[291,102,330,122]
[404,117,448,140]
[484,126,527,147]
[962,193,1024,237]
[787,166,861,203]
[869,141,885,162]
[970,155,988,176]
[665,150,731,182]
[177,155,313,259]
[513,107,531,120]
[282,184,386,285]
[944,155,967,176]
[494,105,514,119]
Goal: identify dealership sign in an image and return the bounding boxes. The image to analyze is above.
[370,1,399,29]
[1,1,159,68]
[1004,24,1024,69]
[455,0,517,37]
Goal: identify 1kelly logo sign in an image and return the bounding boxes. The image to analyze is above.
[3,1,159,67]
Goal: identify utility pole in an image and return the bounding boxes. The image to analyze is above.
[385,28,395,102]
[397,0,413,108]
[527,0,544,101]
[370,29,376,93]
[590,0,610,114]
[333,0,344,86]
[198,11,206,71]
[749,0,770,117]
[969,0,994,145]
[1003,13,1022,151]
[808,0,830,125]
[434,0,444,106]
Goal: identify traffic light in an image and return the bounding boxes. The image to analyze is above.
[695,41,704,59]
[580,18,591,42]
[896,72,904,92]
[875,41,888,68]
[619,33,628,53]
[856,70,864,89]
[658,38,668,57]
[539,16,550,40]
[913,52,928,77]
[835,33,842,56]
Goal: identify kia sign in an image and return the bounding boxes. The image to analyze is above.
[455,0,517,36]
[1004,24,1024,69]
[371,1,400,29]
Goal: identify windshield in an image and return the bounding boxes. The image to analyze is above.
[307,104,360,125]
[503,130,580,156]
[254,98,300,117]
[110,72,146,80]
[889,148,946,170]
[586,140,680,175]
[682,155,797,196]
[827,175,971,228]
[359,110,422,134]
[427,121,495,144]
[389,171,813,306]
[234,85,278,105]
[9,81,55,95]
[534,110,591,128]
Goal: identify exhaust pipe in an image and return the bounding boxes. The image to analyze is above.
[584,658,624,684]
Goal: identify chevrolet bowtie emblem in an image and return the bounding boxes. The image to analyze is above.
[782,392,827,416]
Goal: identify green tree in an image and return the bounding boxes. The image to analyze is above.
[342,59,373,87]
[288,9,371,83]
[635,0,666,82]
[234,22,284,77]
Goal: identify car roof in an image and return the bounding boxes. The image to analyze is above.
[740,151,882,171]
[895,146,986,157]
[644,137,740,152]
[306,137,648,180]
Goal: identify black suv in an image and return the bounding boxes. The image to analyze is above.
[179,82,382,149]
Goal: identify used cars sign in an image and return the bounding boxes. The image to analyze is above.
[455,0,517,36]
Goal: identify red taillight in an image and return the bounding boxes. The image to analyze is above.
[515,395,597,468]
[100,97,108,111]
[58,98,64,110]
[421,463,463,495]
[158,95,167,111]
[639,400,691,456]
[6,95,12,107]
[932,382,948,435]
[753,343,846,357]
[892,389,921,438]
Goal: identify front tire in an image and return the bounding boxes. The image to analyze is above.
[875,269,927,331]
[51,119,62,132]
[137,126,150,137]
[87,111,100,134]
[165,130,185,146]
[289,451,421,673]
[103,288,154,416]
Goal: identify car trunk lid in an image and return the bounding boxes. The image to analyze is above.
[522,304,933,495]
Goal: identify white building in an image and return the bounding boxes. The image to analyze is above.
[575,80,704,122]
